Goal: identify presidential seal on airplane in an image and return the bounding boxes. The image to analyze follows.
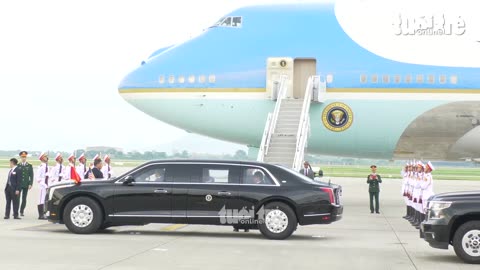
[322,102,353,132]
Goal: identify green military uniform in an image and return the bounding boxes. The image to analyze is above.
[18,160,34,215]
[367,173,382,213]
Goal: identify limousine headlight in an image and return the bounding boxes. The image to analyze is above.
[48,185,74,201]
[429,201,452,220]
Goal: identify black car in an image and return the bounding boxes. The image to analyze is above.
[45,160,343,240]
[421,191,480,264]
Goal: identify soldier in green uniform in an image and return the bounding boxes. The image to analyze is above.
[18,151,34,216]
[367,165,382,214]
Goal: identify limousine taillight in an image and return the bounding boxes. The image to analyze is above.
[319,187,335,204]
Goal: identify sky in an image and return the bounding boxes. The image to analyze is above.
[0,0,324,153]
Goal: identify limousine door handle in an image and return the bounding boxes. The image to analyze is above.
[154,189,169,194]
[217,191,232,196]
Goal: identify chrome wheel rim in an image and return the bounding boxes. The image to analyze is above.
[265,209,288,234]
[70,204,93,228]
[462,230,480,257]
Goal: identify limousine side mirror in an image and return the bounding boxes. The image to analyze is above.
[123,175,135,186]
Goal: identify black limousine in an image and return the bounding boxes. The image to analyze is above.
[45,160,343,239]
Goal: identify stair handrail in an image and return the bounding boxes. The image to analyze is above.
[257,74,288,161]
[292,75,317,170]
[257,113,273,161]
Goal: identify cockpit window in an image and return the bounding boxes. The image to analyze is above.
[213,16,242,28]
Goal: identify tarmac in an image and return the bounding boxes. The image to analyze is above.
[1,167,480,270]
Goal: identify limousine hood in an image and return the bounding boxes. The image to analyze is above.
[429,190,480,202]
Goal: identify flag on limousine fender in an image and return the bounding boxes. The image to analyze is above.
[71,166,82,184]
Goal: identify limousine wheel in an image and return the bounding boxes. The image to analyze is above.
[453,221,480,264]
[64,197,103,234]
[259,202,297,240]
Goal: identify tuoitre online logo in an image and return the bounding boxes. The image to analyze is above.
[218,205,266,225]
[393,14,466,36]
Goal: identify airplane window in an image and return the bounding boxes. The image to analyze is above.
[326,74,333,83]
[178,76,185,84]
[221,17,232,27]
[416,74,424,83]
[168,75,175,84]
[439,75,447,84]
[371,75,378,83]
[188,75,195,83]
[394,75,401,83]
[159,75,165,84]
[427,74,435,84]
[214,17,226,26]
[405,75,412,83]
[232,17,242,27]
[199,75,206,83]
[450,75,458,84]
[360,74,367,83]
[212,16,242,28]
[208,75,216,83]
[382,75,390,83]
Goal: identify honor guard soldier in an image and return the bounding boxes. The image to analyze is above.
[367,165,382,214]
[411,161,425,228]
[18,151,34,217]
[49,153,65,183]
[64,154,76,180]
[406,161,416,222]
[401,162,409,219]
[36,152,49,220]
[101,155,113,179]
[421,161,435,222]
[76,153,88,179]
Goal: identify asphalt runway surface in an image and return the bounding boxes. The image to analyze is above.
[1,167,480,270]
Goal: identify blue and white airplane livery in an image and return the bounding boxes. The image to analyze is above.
[118,0,480,161]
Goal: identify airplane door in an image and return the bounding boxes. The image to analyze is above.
[293,58,317,99]
[266,57,294,99]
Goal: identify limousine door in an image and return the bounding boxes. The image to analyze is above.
[185,165,241,225]
[112,164,172,223]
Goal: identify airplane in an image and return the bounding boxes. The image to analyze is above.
[118,0,480,162]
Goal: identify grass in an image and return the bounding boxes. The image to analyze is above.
[1,157,479,181]
[314,165,480,181]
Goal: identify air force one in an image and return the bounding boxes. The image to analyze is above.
[118,0,480,166]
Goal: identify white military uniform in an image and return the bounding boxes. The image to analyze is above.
[36,163,49,204]
[76,162,88,179]
[101,163,113,179]
[412,170,423,212]
[49,162,65,183]
[407,171,415,207]
[421,163,435,213]
[63,162,75,180]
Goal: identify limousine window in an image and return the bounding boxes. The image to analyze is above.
[201,166,240,184]
[165,164,199,183]
[242,167,274,185]
[134,166,166,182]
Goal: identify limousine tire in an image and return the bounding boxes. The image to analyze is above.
[453,221,480,264]
[259,202,297,240]
[64,197,103,234]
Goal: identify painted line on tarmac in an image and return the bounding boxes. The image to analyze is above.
[381,212,418,270]
[160,224,188,231]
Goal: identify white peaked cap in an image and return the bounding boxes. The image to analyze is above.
[55,153,62,161]
[39,152,47,161]
[78,153,86,160]
[427,161,435,171]
[68,153,75,161]
[93,154,100,160]
[104,154,110,161]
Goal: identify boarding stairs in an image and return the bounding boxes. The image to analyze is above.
[258,75,325,171]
